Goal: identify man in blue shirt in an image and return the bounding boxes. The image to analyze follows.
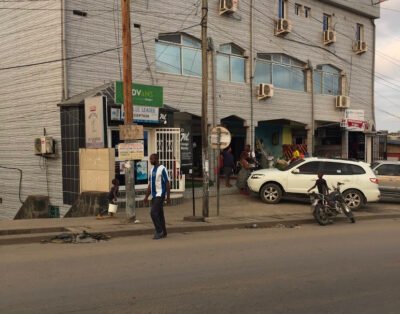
[144,154,171,239]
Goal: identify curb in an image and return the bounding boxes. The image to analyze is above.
[1,213,399,246]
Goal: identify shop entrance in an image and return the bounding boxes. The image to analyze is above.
[348,132,365,160]
[221,116,247,163]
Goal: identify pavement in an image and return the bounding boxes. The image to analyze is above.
[1,191,400,245]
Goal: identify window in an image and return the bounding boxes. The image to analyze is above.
[314,64,341,96]
[156,33,202,77]
[376,164,399,176]
[323,14,332,31]
[356,23,364,42]
[304,7,311,18]
[351,165,366,175]
[295,3,302,16]
[278,0,288,19]
[217,44,246,83]
[255,53,306,92]
[298,162,321,174]
[321,162,351,175]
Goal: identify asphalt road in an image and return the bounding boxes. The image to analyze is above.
[1,219,400,314]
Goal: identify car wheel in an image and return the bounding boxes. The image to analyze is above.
[260,183,282,204]
[343,189,364,210]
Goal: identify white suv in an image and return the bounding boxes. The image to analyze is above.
[247,157,380,210]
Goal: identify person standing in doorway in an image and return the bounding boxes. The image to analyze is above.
[144,154,171,240]
[222,147,235,187]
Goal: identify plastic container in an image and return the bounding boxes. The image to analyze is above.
[108,203,118,214]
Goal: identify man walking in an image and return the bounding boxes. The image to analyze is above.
[144,154,171,240]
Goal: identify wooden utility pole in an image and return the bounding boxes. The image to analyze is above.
[201,0,209,217]
[121,0,136,221]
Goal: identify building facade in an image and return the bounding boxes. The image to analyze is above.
[0,0,380,218]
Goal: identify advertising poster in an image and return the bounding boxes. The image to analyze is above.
[84,96,105,148]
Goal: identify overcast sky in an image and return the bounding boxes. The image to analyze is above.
[375,1,400,132]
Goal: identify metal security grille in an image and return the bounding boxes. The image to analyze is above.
[155,128,183,191]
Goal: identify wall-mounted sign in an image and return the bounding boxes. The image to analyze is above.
[85,96,105,148]
[118,142,144,160]
[342,109,366,132]
[109,105,160,125]
[115,81,163,108]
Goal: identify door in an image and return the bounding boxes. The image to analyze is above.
[286,161,322,193]
[155,128,183,192]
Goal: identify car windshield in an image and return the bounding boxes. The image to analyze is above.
[280,159,306,171]
[371,162,380,169]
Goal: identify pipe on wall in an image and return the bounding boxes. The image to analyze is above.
[61,0,68,100]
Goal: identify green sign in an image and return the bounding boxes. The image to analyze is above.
[115,81,163,108]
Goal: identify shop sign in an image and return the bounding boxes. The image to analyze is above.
[345,109,365,121]
[180,125,193,171]
[111,105,160,124]
[119,125,144,140]
[342,109,366,132]
[118,142,144,160]
[115,81,163,108]
[84,96,105,148]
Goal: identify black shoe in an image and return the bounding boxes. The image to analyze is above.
[152,232,164,240]
[162,231,167,238]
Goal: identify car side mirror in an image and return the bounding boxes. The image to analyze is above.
[292,169,300,174]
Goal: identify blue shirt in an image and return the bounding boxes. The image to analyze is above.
[150,165,169,198]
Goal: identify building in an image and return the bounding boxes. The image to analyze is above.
[0,0,380,219]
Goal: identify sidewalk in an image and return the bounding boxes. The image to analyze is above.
[1,193,400,245]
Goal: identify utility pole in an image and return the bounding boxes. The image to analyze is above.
[201,0,209,218]
[121,0,136,221]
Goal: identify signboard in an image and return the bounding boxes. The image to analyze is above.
[85,96,105,148]
[119,125,144,140]
[115,81,163,108]
[109,105,160,124]
[118,142,144,160]
[211,126,231,150]
[342,109,366,132]
[180,125,193,171]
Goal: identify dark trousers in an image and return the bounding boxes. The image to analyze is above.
[150,196,167,235]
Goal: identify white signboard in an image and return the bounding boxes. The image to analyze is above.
[211,126,232,150]
[118,142,144,160]
[120,106,159,124]
[345,109,365,121]
[85,96,105,148]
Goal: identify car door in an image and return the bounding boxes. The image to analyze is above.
[286,161,322,193]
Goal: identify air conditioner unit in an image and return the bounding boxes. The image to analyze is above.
[257,84,274,100]
[275,18,292,36]
[336,95,350,109]
[219,0,239,15]
[34,136,55,155]
[352,40,367,54]
[323,30,336,45]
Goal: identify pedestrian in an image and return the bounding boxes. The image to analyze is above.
[243,144,256,165]
[236,151,251,194]
[307,172,330,195]
[97,178,119,219]
[144,153,171,240]
[222,146,235,187]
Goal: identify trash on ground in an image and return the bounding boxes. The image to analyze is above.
[41,231,111,244]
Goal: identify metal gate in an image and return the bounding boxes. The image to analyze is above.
[156,128,184,192]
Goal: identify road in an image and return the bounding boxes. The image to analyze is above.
[1,219,400,314]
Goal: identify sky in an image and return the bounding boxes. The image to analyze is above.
[375,0,400,132]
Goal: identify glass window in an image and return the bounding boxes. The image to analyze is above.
[217,54,230,81]
[254,61,271,84]
[182,48,202,76]
[376,164,398,176]
[255,54,305,92]
[304,7,311,18]
[314,64,341,96]
[356,23,364,42]
[351,165,366,175]
[156,43,181,74]
[278,0,287,19]
[323,14,331,31]
[217,44,246,83]
[156,33,201,77]
[322,162,345,175]
[231,57,245,83]
[298,162,321,174]
[295,3,302,16]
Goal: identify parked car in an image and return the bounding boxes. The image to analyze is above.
[247,157,380,210]
[371,161,400,200]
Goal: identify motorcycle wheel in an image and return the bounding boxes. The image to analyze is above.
[341,204,356,223]
[314,204,330,226]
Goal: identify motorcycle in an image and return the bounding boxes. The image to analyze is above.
[309,182,356,226]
